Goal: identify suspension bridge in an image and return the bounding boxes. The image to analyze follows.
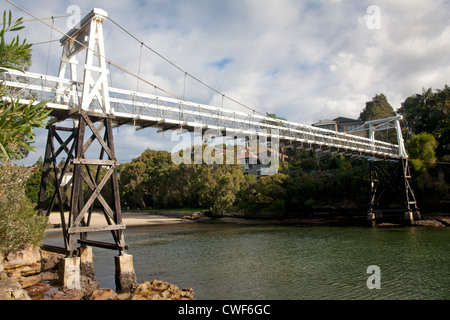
[1,7,420,290]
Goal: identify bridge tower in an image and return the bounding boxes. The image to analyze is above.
[365,117,420,225]
[38,9,136,291]
[367,158,420,225]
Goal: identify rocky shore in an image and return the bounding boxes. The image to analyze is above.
[0,243,194,300]
[2,211,448,300]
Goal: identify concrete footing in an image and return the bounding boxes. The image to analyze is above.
[404,211,414,225]
[59,257,81,290]
[58,248,137,292]
[115,254,137,292]
[367,212,383,226]
[80,246,95,279]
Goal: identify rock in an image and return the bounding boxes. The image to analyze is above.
[413,220,445,227]
[18,274,42,288]
[88,288,116,300]
[3,244,41,269]
[183,212,209,221]
[47,288,85,300]
[25,280,53,300]
[41,250,63,272]
[0,273,31,300]
[122,280,194,300]
[2,244,42,281]
[377,223,403,227]
[435,217,450,226]
[2,244,194,301]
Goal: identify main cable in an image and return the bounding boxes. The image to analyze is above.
[106,16,265,117]
[5,0,189,103]
[5,0,273,129]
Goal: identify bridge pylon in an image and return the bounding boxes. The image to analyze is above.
[38,9,136,291]
[367,158,420,226]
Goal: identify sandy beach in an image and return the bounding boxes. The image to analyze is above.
[45,211,192,233]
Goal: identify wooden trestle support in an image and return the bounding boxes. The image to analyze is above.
[38,110,127,256]
[36,8,137,291]
[367,158,420,225]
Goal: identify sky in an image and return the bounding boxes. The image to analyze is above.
[4,0,450,165]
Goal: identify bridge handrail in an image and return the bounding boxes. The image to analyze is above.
[1,69,403,158]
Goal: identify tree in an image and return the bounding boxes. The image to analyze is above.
[0,10,50,162]
[119,160,148,209]
[359,94,395,121]
[197,164,245,215]
[0,11,48,254]
[406,132,438,175]
[239,173,290,214]
[399,86,450,157]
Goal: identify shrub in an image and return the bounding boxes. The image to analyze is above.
[0,165,47,255]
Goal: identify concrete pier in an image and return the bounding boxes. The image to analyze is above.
[59,257,81,290]
[80,246,95,279]
[115,254,137,292]
[404,211,414,225]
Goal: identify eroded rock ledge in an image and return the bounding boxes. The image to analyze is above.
[0,244,193,300]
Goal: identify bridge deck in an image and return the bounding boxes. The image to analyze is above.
[2,69,403,159]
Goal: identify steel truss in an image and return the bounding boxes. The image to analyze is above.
[368,159,420,225]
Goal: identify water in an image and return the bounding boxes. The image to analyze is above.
[44,221,450,300]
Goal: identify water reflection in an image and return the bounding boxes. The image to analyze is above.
[44,223,450,300]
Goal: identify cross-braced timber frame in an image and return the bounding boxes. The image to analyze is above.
[39,109,127,256]
[368,158,420,225]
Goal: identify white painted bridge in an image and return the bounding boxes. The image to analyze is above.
[2,8,408,160]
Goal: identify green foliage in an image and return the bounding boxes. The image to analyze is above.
[119,160,149,209]
[399,86,449,156]
[197,164,245,215]
[406,132,438,175]
[0,10,31,73]
[359,94,395,121]
[0,93,49,162]
[0,11,49,254]
[398,86,450,208]
[239,173,290,214]
[0,10,50,162]
[0,165,47,255]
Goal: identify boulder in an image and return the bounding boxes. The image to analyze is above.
[120,280,194,300]
[41,250,64,272]
[413,220,445,227]
[88,288,116,300]
[0,273,31,300]
[435,217,450,226]
[2,244,41,280]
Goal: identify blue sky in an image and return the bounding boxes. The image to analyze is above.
[4,0,450,165]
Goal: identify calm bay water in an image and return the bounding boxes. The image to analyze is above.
[45,221,450,300]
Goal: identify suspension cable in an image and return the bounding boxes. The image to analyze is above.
[44,16,54,75]
[106,16,265,117]
[5,0,185,102]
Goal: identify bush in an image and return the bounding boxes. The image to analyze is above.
[0,165,47,255]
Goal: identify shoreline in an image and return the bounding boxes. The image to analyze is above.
[45,210,450,233]
[45,211,195,234]
[5,210,446,300]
